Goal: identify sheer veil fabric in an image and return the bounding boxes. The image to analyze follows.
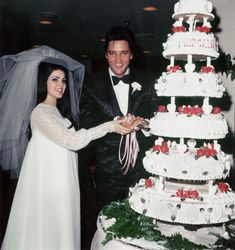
[0,46,84,177]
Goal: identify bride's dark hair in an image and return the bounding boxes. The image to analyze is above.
[37,62,78,130]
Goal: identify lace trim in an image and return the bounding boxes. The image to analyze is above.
[31,104,115,150]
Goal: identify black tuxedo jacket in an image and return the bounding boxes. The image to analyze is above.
[79,67,157,189]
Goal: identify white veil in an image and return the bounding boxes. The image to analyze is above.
[0,46,84,178]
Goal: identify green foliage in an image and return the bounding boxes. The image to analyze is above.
[101,200,207,249]
[101,200,235,249]
[213,224,235,249]
[214,236,235,249]
[231,64,235,81]
[214,53,235,81]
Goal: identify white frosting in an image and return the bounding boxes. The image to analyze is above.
[150,113,228,139]
[156,72,225,98]
[129,179,235,225]
[163,32,219,60]
[143,148,231,181]
[173,0,214,20]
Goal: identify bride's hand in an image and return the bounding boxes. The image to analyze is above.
[112,118,132,135]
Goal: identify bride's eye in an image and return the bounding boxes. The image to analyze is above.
[51,77,59,82]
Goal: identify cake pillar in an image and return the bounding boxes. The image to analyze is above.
[207,57,211,66]
[170,56,175,67]
[185,55,195,73]
[202,97,212,114]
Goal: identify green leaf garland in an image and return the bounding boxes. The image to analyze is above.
[102,200,207,249]
[101,199,235,249]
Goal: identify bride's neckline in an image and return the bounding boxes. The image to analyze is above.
[39,103,57,109]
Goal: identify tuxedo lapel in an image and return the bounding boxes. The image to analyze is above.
[127,75,135,114]
[128,69,143,114]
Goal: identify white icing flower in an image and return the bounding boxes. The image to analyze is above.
[187,139,197,149]
[155,137,164,145]
[131,81,142,94]
[222,232,230,240]
[176,143,187,154]
[167,103,176,113]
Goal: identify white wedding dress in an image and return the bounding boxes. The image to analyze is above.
[1,103,115,250]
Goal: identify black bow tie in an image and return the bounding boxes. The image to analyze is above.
[112,75,130,86]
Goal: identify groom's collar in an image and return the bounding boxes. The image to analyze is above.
[108,67,130,78]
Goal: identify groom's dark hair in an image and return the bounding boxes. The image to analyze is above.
[104,25,136,53]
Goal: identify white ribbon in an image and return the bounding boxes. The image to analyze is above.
[118,130,140,175]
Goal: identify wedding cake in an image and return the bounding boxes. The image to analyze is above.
[129,0,235,242]
[93,0,235,249]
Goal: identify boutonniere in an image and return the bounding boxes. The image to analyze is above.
[131,82,142,94]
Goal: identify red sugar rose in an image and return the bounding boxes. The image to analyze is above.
[161,143,169,153]
[171,26,186,33]
[167,65,181,73]
[182,106,190,114]
[158,105,166,112]
[190,107,197,115]
[195,107,203,115]
[153,142,169,154]
[196,147,217,158]
[153,145,161,151]
[204,148,211,158]
[212,107,221,114]
[210,149,217,157]
[196,26,211,33]
[201,26,211,33]
[145,178,153,188]
[178,106,203,116]
[177,106,183,113]
[217,182,229,193]
[201,66,214,73]
[197,148,205,157]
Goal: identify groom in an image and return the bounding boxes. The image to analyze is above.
[79,25,157,211]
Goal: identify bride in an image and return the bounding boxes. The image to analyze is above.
[0,48,131,250]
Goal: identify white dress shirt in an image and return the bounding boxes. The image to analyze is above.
[109,68,130,115]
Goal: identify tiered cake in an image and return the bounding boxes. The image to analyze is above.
[129,0,235,245]
[93,0,235,249]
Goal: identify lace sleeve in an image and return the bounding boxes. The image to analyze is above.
[31,106,115,151]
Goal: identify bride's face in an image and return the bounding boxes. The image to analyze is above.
[46,69,66,104]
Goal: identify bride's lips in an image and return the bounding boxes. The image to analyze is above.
[56,88,64,94]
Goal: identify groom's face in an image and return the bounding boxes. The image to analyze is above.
[105,40,133,78]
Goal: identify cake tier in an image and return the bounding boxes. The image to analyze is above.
[143,148,231,181]
[163,32,219,61]
[95,215,228,249]
[156,72,225,98]
[150,113,228,139]
[172,0,214,21]
[129,178,235,225]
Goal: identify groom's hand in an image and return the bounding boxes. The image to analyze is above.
[117,114,149,132]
